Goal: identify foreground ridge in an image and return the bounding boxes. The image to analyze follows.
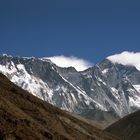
[105,109,140,140]
[0,73,120,140]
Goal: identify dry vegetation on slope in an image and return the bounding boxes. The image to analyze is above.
[0,73,120,140]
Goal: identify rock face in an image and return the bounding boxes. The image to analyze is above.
[0,73,120,140]
[105,110,140,140]
[0,54,140,127]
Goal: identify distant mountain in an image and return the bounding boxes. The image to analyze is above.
[0,73,120,140]
[105,110,140,140]
[0,53,140,127]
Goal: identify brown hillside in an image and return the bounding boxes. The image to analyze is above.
[105,110,140,140]
[0,73,120,140]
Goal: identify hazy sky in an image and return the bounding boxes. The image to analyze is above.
[0,0,140,64]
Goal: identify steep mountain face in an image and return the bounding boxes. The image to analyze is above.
[0,73,120,140]
[105,110,140,140]
[0,54,140,127]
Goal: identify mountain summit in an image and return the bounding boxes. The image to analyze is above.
[107,51,140,71]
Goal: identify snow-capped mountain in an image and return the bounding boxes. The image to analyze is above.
[0,53,140,125]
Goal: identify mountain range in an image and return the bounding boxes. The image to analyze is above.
[0,53,140,127]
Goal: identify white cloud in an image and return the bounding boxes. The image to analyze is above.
[45,55,93,71]
[107,51,140,71]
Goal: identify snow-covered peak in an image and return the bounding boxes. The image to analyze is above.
[39,58,52,63]
[0,54,36,60]
[22,56,35,59]
[43,55,93,71]
[107,51,140,71]
[1,54,12,57]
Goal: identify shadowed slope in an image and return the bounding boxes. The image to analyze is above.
[0,73,120,140]
[105,110,140,140]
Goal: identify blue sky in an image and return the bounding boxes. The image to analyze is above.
[0,0,140,64]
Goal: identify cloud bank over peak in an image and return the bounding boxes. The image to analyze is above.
[107,51,140,71]
[46,55,93,71]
